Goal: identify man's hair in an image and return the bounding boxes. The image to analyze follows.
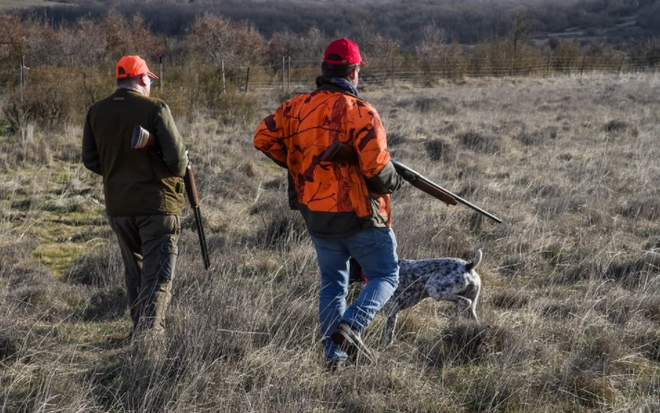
[116,75,142,87]
[321,53,359,79]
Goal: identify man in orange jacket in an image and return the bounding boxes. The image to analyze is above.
[254,38,403,370]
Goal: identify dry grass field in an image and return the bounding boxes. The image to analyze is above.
[1,73,660,412]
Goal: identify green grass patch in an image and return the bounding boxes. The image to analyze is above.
[58,320,131,349]
[33,242,86,277]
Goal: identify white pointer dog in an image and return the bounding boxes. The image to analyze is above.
[351,249,482,347]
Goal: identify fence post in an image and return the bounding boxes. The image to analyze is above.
[159,55,163,92]
[618,55,625,75]
[580,55,585,77]
[391,56,394,87]
[221,60,226,95]
[19,56,25,102]
[287,56,291,91]
[282,56,286,90]
[245,67,250,92]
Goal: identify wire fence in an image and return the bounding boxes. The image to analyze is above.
[3,54,660,95]
[214,55,660,91]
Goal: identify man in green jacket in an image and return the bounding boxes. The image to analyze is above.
[82,55,187,335]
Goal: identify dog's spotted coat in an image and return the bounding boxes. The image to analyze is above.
[380,249,482,347]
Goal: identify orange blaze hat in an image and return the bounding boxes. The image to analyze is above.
[116,55,158,79]
[323,38,367,67]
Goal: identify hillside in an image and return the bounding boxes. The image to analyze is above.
[11,0,660,48]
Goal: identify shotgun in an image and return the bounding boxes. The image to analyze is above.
[132,126,212,269]
[320,141,502,224]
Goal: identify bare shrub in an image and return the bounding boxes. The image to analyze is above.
[421,322,518,366]
[603,253,660,289]
[617,197,660,220]
[65,247,123,288]
[498,255,527,278]
[456,131,501,154]
[83,287,127,322]
[396,96,458,115]
[387,132,407,147]
[596,293,660,324]
[557,371,616,408]
[415,23,445,69]
[561,256,601,283]
[204,165,260,200]
[633,329,660,363]
[2,72,87,133]
[516,126,559,146]
[0,333,21,363]
[10,278,89,322]
[450,371,525,413]
[413,97,443,113]
[540,300,580,319]
[101,10,159,61]
[491,289,530,309]
[202,89,261,126]
[424,138,455,162]
[253,212,307,250]
[604,119,634,134]
[0,238,39,275]
[187,14,265,66]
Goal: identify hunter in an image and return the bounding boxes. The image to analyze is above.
[254,38,404,370]
[82,55,187,337]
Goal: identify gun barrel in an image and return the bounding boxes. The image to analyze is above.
[392,160,502,223]
[194,206,211,270]
[184,164,211,269]
[321,142,502,224]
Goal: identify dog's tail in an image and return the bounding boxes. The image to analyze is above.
[465,249,483,273]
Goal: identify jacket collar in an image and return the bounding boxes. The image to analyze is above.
[316,77,358,97]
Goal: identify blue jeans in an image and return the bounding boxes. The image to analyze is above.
[310,227,399,361]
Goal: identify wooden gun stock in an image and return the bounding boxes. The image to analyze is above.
[184,164,200,208]
[320,141,502,224]
[320,141,359,164]
[394,163,457,206]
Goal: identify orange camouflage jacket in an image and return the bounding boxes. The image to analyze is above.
[254,83,402,238]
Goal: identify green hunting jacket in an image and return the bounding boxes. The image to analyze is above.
[82,89,187,216]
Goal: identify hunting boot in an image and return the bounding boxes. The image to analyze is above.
[330,321,375,363]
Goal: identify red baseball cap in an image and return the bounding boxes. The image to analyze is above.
[323,38,367,67]
[116,55,158,79]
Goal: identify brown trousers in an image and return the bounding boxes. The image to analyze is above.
[108,214,180,332]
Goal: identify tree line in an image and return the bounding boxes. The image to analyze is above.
[1,4,659,134]
[21,0,660,46]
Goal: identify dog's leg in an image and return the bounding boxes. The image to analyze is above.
[464,283,480,322]
[447,295,473,323]
[427,281,473,324]
[381,299,400,347]
[382,310,398,347]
